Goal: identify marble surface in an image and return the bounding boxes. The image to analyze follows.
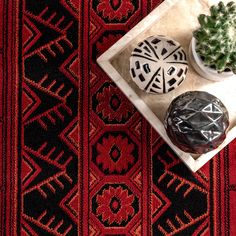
[98,0,236,171]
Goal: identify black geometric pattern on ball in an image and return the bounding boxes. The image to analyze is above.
[164,91,229,154]
[130,36,188,94]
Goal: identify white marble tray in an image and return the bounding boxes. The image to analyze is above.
[97,0,236,172]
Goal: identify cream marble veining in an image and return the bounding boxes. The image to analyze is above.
[98,0,236,171]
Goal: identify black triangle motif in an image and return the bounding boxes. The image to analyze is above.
[23,148,62,190]
[25,82,62,121]
[24,15,63,55]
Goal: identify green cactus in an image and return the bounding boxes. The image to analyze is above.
[193,1,236,74]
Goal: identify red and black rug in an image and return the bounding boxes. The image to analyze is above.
[1,0,236,235]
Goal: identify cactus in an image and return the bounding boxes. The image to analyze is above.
[193,1,236,74]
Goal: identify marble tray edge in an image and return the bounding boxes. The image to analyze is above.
[96,0,236,172]
[97,0,177,62]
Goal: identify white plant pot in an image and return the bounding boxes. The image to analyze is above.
[189,37,236,82]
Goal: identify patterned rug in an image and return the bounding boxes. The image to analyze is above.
[1,0,236,235]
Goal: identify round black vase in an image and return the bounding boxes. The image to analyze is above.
[164,91,229,154]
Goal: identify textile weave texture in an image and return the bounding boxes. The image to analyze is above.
[0,0,236,235]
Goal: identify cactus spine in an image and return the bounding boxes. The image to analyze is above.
[193,1,236,74]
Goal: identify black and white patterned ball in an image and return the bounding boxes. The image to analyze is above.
[130,35,188,94]
[164,91,229,154]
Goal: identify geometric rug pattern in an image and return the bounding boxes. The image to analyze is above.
[1,0,236,235]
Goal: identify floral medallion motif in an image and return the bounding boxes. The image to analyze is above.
[92,0,138,23]
[92,184,139,227]
[93,82,135,124]
[92,131,138,174]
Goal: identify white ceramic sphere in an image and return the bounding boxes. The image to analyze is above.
[129,35,188,94]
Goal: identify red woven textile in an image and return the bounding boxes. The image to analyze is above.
[1,0,236,235]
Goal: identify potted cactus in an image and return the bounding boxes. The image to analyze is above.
[189,1,236,81]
